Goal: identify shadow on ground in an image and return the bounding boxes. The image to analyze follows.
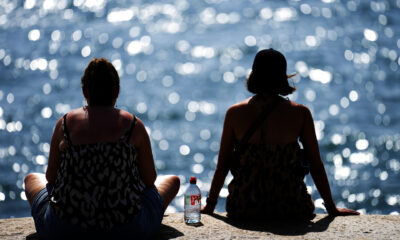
[210,213,335,236]
[151,224,184,239]
[26,233,39,240]
[26,223,184,240]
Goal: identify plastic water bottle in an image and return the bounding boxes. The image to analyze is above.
[184,177,201,224]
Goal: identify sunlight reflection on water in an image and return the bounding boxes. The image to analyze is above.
[0,0,399,217]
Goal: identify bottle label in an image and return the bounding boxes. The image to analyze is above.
[185,195,200,206]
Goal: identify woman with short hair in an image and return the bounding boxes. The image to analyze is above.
[25,58,180,239]
[202,49,359,220]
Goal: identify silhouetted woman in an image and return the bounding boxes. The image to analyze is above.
[24,58,180,239]
[202,49,359,220]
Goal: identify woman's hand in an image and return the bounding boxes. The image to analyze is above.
[328,207,360,216]
[201,204,215,215]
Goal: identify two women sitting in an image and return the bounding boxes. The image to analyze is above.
[24,49,358,239]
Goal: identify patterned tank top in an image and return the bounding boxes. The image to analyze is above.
[226,138,315,221]
[50,114,146,229]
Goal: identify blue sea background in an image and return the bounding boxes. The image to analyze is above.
[0,0,399,218]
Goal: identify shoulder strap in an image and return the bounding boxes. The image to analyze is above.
[62,114,73,146]
[234,98,281,155]
[123,115,137,142]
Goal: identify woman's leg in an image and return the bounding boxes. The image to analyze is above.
[155,175,180,210]
[24,173,47,207]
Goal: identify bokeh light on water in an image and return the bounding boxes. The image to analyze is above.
[0,0,399,217]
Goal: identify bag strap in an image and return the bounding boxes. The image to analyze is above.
[122,115,137,142]
[235,97,281,156]
[62,114,73,146]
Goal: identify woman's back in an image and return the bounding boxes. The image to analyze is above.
[51,107,146,229]
[226,141,315,220]
[228,95,306,145]
[225,95,315,220]
[63,107,133,146]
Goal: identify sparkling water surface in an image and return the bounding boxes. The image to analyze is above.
[0,0,399,218]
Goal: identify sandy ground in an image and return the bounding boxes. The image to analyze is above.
[1,213,399,239]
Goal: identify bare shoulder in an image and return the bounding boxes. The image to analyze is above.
[56,108,82,127]
[54,115,64,132]
[227,98,251,115]
[286,99,303,108]
[51,115,65,143]
[64,107,85,122]
[231,97,251,108]
[67,107,85,116]
[118,109,133,118]
[133,116,146,131]
[127,114,147,137]
[128,115,149,147]
[286,100,314,123]
[286,100,310,113]
[118,109,136,123]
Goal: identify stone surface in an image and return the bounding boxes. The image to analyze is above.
[1,213,399,239]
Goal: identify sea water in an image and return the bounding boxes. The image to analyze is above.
[0,0,399,218]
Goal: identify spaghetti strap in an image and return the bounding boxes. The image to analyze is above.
[123,116,137,142]
[62,114,73,146]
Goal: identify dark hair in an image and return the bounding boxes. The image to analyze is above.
[246,49,296,96]
[81,58,120,106]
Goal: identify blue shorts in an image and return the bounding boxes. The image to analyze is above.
[32,184,164,240]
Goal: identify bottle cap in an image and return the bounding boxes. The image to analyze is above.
[190,177,196,184]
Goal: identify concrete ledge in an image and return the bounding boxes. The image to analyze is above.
[1,213,399,239]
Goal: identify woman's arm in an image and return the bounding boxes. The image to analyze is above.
[202,108,234,214]
[46,117,63,185]
[300,106,359,216]
[131,117,157,187]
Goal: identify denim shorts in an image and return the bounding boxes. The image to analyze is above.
[32,184,164,240]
